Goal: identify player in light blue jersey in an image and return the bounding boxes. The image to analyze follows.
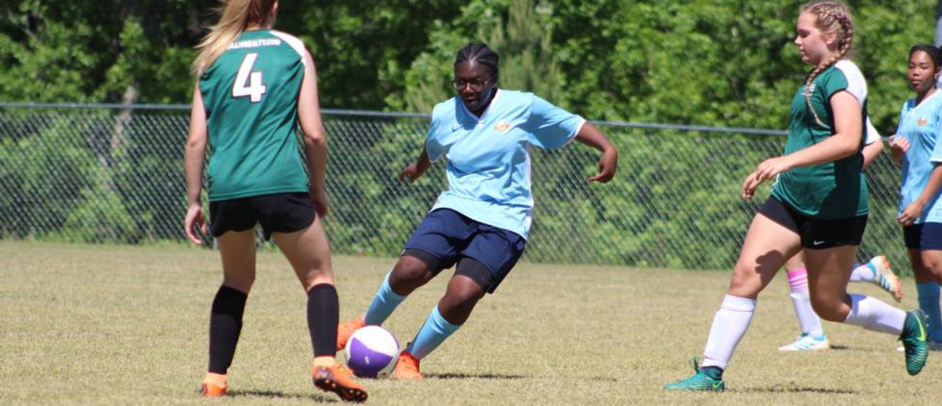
[336,43,618,379]
[889,44,942,351]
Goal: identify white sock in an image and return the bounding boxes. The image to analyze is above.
[701,295,756,370]
[787,268,824,337]
[848,262,872,282]
[842,294,906,335]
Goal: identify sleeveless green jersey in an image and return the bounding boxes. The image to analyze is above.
[199,29,309,201]
[770,60,869,219]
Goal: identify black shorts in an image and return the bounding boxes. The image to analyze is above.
[903,223,942,250]
[209,192,316,241]
[759,197,867,249]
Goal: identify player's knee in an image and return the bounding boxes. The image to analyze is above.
[809,296,843,321]
[223,274,255,293]
[389,256,434,294]
[727,265,761,297]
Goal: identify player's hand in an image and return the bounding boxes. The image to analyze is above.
[897,201,924,226]
[741,171,761,200]
[889,135,910,154]
[588,148,618,183]
[183,203,206,245]
[311,187,329,219]
[399,163,424,183]
[753,156,793,184]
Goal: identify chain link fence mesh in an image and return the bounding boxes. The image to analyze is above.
[0,104,908,273]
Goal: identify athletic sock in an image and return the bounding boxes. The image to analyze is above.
[363,270,407,325]
[848,261,872,282]
[842,294,906,335]
[786,268,824,337]
[208,285,248,374]
[308,284,339,357]
[404,305,461,360]
[916,282,942,342]
[701,295,756,370]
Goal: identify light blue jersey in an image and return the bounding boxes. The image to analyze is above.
[425,89,585,239]
[897,90,942,223]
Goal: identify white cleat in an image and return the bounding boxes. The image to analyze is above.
[778,333,831,352]
[868,256,903,302]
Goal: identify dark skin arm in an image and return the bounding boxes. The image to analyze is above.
[574,122,617,182]
[399,122,618,184]
[400,147,431,183]
[898,163,942,225]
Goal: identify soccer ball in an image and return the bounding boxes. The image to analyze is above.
[344,325,400,378]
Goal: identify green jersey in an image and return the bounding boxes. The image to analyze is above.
[199,29,309,201]
[771,60,869,219]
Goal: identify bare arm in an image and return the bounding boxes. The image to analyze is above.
[861,137,883,169]
[297,50,329,217]
[183,82,208,244]
[743,90,862,198]
[400,146,431,183]
[899,163,942,225]
[574,122,618,183]
[889,135,910,167]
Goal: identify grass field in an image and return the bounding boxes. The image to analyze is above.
[1,241,940,405]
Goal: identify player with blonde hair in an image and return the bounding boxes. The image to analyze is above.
[665,2,928,391]
[184,0,366,401]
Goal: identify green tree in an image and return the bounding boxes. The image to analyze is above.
[394,0,569,112]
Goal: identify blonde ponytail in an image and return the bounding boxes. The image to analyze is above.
[799,1,854,126]
[192,0,277,76]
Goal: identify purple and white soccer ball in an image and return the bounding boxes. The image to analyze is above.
[344,325,400,378]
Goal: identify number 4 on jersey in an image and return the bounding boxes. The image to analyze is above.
[232,53,266,102]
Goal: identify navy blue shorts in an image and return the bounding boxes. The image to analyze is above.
[209,192,316,241]
[759,197,867,249]
[903,223,942,250]
[402,208,526,293]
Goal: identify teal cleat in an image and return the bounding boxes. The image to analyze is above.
[664,357,725,392]
[899,309,929,376]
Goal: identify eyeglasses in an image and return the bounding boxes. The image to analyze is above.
[451,79,489,91]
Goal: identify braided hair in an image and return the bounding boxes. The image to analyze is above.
[455,43,500,81]
[800,1,854,126]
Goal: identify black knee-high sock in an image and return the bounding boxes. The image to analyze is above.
[208,285,248,374]
[308,284,339,357]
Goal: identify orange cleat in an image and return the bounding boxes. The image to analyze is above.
[337,317,366,351]
[312,363,368,403]
[199,373,227,397]
[392,351,422,380]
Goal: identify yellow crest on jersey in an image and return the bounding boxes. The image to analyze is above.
[494,120,511,132]
[918,117,928,126]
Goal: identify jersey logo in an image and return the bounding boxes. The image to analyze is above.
[494,120,512,132]
[918,117,928,126]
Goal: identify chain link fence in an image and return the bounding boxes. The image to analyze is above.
[0,103,908,272]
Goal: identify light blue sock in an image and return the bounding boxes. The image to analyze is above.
[404,306,461,360]
[363,270,406,325]
[916,282,942,342]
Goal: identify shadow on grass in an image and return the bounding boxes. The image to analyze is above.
[741,386,858,395]
[227,389,338,402]
[425,372,527,380]
[425,372,617,382]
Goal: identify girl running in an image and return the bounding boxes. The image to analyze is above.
[665,1,928,391]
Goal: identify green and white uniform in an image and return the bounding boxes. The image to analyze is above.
[199,29,309,201]
[771,60,869,219]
